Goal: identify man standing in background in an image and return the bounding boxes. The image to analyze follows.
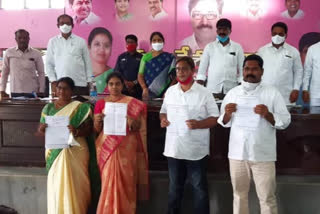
[46,14,93,96]
[197,18,244,99]
[0,29,45,98]
[114,34,143,99]
[257,22,303,104]
[302,39,320,106]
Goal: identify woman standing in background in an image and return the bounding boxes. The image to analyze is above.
[137,31,176,100]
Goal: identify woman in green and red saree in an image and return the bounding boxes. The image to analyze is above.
[137,31,176,100]
[88,27,114,93]
[38,77,100,214]
[94,72,149,214]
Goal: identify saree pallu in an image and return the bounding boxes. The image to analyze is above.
[144,52,176,97]
[41,101,98,214]
[95,96,149,214]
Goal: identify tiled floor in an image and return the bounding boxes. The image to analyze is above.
[1,168,320,214]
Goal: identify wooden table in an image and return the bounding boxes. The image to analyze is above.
[0,99,320,175]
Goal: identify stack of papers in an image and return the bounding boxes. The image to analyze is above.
[45,116,70,149]
[233,96,260,130]
[104,102,128,136]
[167,104,189,136]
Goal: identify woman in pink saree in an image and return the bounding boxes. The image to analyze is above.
[94,72,149,214]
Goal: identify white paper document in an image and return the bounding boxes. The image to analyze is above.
[233,96,260,130]
[166,104,189,136]
[45,116,70,149]
[104,102,128,136]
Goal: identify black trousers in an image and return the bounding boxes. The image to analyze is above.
[212,92,225,100]
[167,156,210,214]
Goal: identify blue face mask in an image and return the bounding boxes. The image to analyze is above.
[217,35,229,43]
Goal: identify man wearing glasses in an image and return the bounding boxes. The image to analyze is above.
[197,18,244,100]
[179,0,224,52]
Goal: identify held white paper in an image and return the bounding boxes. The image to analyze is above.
[167,104,189,136]
[45,116,70,149]
[104,102,128,136]
[233,96,260,130]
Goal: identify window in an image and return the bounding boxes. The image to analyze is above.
[26,0,49,9]
[1,0,24,10]
[50,0,65,9]
[1,0,65,10]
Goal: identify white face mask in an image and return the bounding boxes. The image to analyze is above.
[152,42,164,51]
[271,35,285,45]
[241,80,260,91]
[59,24,72,34]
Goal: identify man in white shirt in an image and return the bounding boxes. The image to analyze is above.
[281,0,304,20]
[46,14,93,96]
[302,41,320,106]
[197,18,244,99]
[179,0,224,52]
[160,56,219,214]
[0,29,45,98]
[218,54,291,214]
[257,22,303,104]
[69,0,101,25]
[299,32,320,65]
[148,0,168,21]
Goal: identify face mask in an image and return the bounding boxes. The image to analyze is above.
[217,35,229,43]
[241,80,260,91]
[126,44,137,52]
[271,35,285,45]
[152,42,164,51]
[59,24,72,34]
[176,74,193,85]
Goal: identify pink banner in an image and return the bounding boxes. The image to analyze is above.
[0,0,319,66]
[69,0,320,65]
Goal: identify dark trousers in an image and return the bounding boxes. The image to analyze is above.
[167,156,209,214]
[212,93,225,100]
